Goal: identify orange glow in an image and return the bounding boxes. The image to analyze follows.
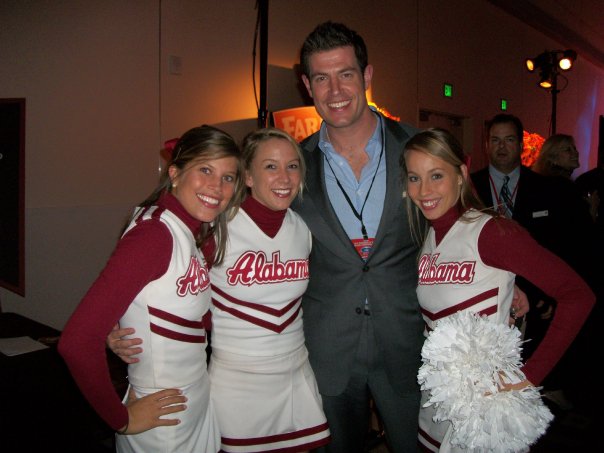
[368,102,400,122]
[521,130,545,167]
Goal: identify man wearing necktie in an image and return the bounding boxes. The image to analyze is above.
[499,175,513,216]
[471,113,591,408]
[472,114,567,251]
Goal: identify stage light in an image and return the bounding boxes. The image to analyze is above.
[539,74,553,89]
[525,50,577,84]
[524,49,577,134]
[526,52,551,73]
[558,49,577,70]
[525,49,577,91]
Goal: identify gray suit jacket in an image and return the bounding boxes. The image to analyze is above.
[292,115,424,396]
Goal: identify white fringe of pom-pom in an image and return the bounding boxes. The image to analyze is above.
[418,310,553,452]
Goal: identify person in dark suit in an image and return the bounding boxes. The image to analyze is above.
[531,133,602,410]
[471,114,563,250]
[574,147,603,227]
[295,22,424,453]
[471,114,591,409]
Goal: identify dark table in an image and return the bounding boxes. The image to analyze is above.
[0,312,126,452]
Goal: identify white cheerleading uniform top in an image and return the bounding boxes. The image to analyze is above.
[210,208,311,356]
[417,210,515,331]
[120,205,211,388]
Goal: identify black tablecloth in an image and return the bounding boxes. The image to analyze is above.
[0,312,124,452]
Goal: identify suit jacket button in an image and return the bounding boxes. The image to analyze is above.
[355,307,362,314]
[363,265,369,272]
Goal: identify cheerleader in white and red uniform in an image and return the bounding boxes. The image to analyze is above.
[59,125,242,453]
[400,128,595,452]
[207,128,330,453]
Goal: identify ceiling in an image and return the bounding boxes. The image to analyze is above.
[488,0,604,70]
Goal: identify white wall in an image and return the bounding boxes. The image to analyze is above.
[1,0,603,329]
[0,1,160,328]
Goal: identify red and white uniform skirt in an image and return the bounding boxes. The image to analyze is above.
[209,345,330,452]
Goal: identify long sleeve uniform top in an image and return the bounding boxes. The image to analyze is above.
[427,206,595,385]
[58,193,203,430]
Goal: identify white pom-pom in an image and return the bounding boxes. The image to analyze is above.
[418,310,553,452]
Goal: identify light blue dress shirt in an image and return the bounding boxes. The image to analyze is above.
[318,109,386,251]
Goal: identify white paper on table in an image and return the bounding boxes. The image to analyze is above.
[0,336,49,356]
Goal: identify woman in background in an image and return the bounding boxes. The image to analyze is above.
[59,125,242,453]
[532,133,580,179]
[532,132,599,411]
[400,128,594,452]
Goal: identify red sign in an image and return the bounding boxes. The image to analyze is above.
[272,106,322,142]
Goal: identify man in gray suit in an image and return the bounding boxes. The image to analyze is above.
[295,21,423,453]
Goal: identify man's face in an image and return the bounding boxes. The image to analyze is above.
[487,122,522,173]
[301,45,372,131]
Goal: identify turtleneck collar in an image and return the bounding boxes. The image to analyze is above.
[430,204,464,245]
[241,195,287,238]
[159,192,203,236]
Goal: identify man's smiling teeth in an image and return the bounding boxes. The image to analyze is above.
[198,194,219,205]
[328,100,350,109]
[421,200,438,208]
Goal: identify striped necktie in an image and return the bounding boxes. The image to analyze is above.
[500,175,514,217]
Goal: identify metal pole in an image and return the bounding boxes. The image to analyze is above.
[551,72,558,135]
[258,0,269,128]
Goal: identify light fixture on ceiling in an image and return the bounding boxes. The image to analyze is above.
[526,49,576,76]
[525,49,577,134]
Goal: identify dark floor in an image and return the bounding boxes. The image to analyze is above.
[3,353,597,453]
[47,388,600,453]
[528,388,599,452]
[2,311,598,452]
[368,367,600,452]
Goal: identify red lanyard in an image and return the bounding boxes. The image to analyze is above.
[489,174,519,213]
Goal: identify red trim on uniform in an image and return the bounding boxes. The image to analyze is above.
[222,422,330,446]
[130,205,148,227]
[211,284,299,317]
[212,298,301,334]
[425,303,496,333]
[418,441,437,453]
[222,436,331,453]
[418,426,440,450]
[477,304,498,317]
[148,305,205,328]
[421,287,499,321]
[222,437,330,453]
[150,322,205,343]
[151,206,164,220]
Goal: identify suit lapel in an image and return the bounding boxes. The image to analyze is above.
[512,166,533,221]
[303,137,362,260]
[475,169,495,209]
[370,125,401,259]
